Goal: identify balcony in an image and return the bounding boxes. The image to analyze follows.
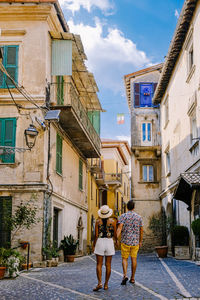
[104,173,122,186]
[50,80,101,158]
[95,170,105,186]
[88,158,102,173]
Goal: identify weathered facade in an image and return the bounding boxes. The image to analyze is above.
[153,0,200,259]
[0,0,102,262]
[87,140,131,250]
[124,64,163,251]
[100,140,131,217]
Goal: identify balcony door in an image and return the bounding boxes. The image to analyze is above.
[53,208,59,247]
[102,190,107,205]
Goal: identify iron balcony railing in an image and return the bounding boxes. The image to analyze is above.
[50,80,101,154]
[104,173,122,184]
[88,158,102,173]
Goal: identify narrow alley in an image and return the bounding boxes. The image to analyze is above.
[0,252,200,300]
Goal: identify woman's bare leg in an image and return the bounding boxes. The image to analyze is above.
[96,254,103,285]
[104,256,112,288]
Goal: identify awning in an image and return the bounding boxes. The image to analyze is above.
[173,172,200,210]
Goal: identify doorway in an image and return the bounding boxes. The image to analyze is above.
[53,208,59,247]
[102,190,107,205]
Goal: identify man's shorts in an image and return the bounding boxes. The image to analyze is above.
[121,243,139,258]
[94,238,115,256]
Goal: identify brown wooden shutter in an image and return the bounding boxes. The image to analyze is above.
[134,83,140,107]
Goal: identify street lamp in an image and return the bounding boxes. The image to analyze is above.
[24,124,38,149]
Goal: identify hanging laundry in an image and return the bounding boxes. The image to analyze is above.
[117,113,125,124]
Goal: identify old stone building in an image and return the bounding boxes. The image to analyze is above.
[87,140,131,250]
[153,0,200,259]
[124,64,163,251]
[0,0,102,262]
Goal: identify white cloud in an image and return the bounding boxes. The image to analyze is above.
[59,0,114,15]
[116,135,131,145]
[175,9,179,19]
[68,19,152,93]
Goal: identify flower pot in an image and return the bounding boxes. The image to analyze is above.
[22,263,32,270]
[174,246,190,259]
[64,255,75,262]
[20,241,29,249]
[0,266,6,279]
[155,246,168,258]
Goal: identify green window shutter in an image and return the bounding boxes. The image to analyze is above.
[0,118,16,163]
[87,111,100,135]
[56,76,64,105]
[56,133,62,174]
[92,111,100,135]
[52,40,72,76]
[0,45,18,89]
[0,47,4,88]
[87,111,93,123]
[0,196,12,248]
[0,119,3,146]
[79,159,83,190]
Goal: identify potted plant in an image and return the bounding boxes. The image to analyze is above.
[51,242,60,263]
[60,235,78,262]
[149,211,171,258]
[0,248,7,279]
[191,218,200,260]
[43,246,52,261]
[171,225,190,259]
[191,218,200,239]
[0,248,24,278]
[4,249,24,277]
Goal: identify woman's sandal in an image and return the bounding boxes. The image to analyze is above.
[104,284,108,290]
[121,276,128,285]
[129,278,135,284]
[93,284,103,291]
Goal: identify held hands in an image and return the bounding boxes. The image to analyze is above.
[115,240,120,248]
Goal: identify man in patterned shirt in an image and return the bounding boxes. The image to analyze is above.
[117,200,143,285]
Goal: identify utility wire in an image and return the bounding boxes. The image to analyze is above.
[0,62,46,111]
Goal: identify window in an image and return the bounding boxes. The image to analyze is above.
[56,134,62,175]
[91,176,93,200]
[134,83,157,108]
[191,115,198,142]
[188,45,193,71]
[0,118,16,163]
[142,165,154,182]
[87,111,100,135]
[96,189,98,207]
[165,147,171,176]
[79,159,83,190]
[0,45,19,88]
[185,30,195,82]
[164,97,169,127]
[142,122,151,142]
[56,76,64,105]
[0,196,12,247]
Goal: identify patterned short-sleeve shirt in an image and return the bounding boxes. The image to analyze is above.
[118,211,143,246]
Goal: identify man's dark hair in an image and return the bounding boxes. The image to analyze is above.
[127,200,135,211]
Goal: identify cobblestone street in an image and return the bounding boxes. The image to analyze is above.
[0,252,200,300]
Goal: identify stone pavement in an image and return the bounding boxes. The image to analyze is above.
[0,251,200,300]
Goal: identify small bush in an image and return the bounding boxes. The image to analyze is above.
[171,225,189,246]
[191,218,200,237]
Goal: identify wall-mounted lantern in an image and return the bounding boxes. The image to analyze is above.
[24,124,38,149]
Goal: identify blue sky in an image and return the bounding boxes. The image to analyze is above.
[60,0,185,143]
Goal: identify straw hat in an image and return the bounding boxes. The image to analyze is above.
[98,205,113,219]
